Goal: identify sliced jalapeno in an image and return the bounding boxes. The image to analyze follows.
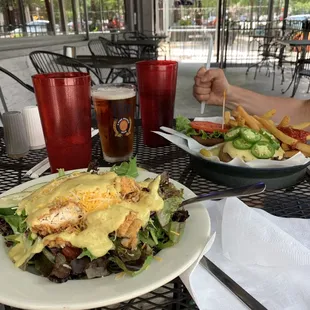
[241,128,262,143]
[224,127,241,141]
[260,129,280,150]
[251,141,275,159]
[232,137,253,150]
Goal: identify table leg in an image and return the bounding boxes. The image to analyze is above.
[281,50,300,95]
[291,72,302,97]
[281,64,297,95]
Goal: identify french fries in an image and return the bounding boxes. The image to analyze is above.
[236,116,246,127]
[278,116,290,127]
[294,142,310,157]
[262,109,276,119]
[200,149,212,158]
[228,119,238,127]
[292,122,310,130]
[252,117,263,129]
[231,110,239,119]
[237,106,260,131]
[284,150,299,158]
[284,150,310,158]
[256,116,310,156]
[226,106,310,159]
[255,117,296,145]
[281,143,290,151]
[224,111,231,125]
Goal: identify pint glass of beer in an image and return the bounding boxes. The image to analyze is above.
[92,84,136,163]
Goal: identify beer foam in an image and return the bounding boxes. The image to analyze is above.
[92,87,135,100]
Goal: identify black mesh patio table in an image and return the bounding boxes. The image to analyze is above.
[1,124,310,310]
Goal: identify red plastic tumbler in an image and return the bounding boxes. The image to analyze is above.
[32,72,92,173]
[136,60,178,147]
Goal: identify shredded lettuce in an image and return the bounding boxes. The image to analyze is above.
[111,255,153,276]
[156,196,183,227]
[111,157,139,178]
[0,207,16,216]
[56,158,139,178]
[176,116,198,136]
[77,248,97,261]
[0,207,27,234]
[2,214,27,234]
[176,116,224,139]
[57,169,65,177]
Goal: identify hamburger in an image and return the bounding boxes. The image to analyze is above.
[176,116,229,146]
[219,127,285,162]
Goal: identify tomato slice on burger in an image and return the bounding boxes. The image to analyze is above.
[190,121,228,133]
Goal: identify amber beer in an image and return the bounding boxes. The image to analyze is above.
[92,84,136,163]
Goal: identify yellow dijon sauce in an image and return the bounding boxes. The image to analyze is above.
[43,205,131,258]
[11,172,164,265]
[18,172,119,216]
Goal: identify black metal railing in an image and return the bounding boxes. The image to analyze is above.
[222,20,304,67]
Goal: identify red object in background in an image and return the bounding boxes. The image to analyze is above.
[278,126,309,144]
[136,60,178,147]
[32,72,92,173]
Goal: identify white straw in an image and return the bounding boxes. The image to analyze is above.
[222,90,226,129]
[200,35,213,114]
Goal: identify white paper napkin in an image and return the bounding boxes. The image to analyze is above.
[180,198,310,310]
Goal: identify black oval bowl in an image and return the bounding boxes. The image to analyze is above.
[190,155,310,190]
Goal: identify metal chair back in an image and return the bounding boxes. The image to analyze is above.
[122,31,148,41]
[292,59,310,96]
[88,39,108,56]
[29,50,104,85]
[0,66,34,93]
[99,37,131,57]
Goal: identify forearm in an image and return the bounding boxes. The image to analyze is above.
[226,85,310,124]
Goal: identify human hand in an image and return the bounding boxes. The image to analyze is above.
[193,68,230,106]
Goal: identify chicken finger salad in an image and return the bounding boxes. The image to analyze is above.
[0,159,189,283]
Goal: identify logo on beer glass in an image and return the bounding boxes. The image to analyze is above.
[113,117,132,137]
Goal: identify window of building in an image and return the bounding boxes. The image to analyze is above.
[0,0,125,40]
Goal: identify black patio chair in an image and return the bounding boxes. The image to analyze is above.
[97,37,137,84]
[29,51,105,127]
[29,50,104,85]
[88,38,112,81]
[99,37,138,58]
[0,66,34,93]
[246,30,297,91]
[291,59,310,96]
[88,38,109,56]
[122,30,158,41]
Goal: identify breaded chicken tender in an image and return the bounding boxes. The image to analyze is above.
[116,177,141,203]
[116,212,142,249]
[31,201,85,237]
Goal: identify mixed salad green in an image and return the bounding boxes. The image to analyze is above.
[0,159,189,283]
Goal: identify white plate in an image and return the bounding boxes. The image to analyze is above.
[0,168,211,310]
